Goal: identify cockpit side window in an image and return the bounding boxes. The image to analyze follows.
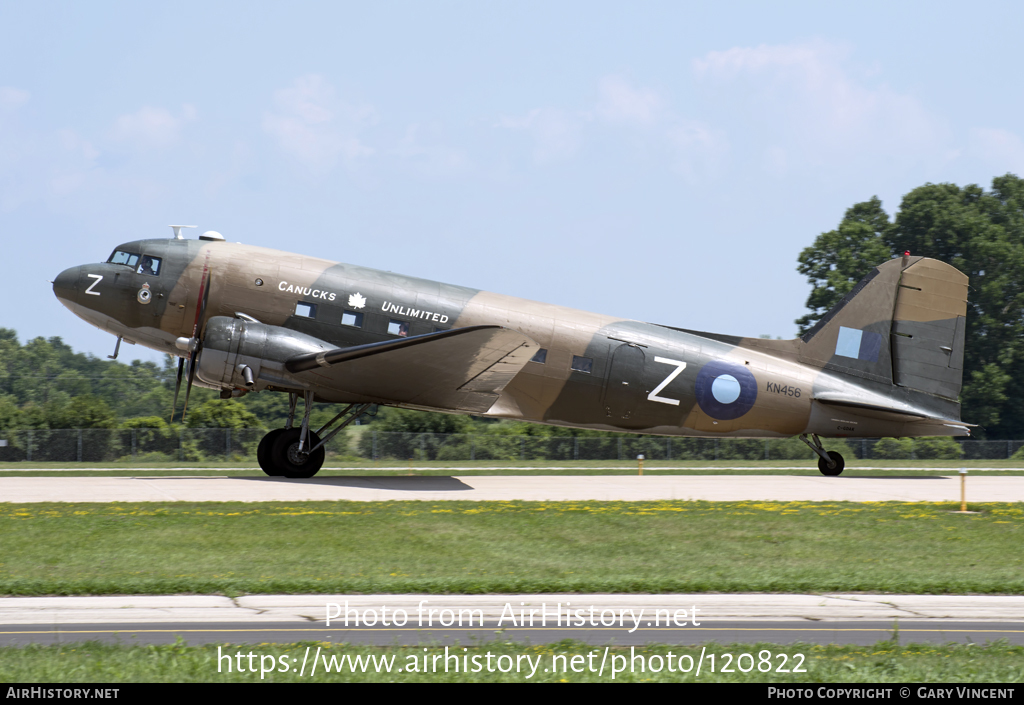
[109,250,140,268]
[137,255,161,276]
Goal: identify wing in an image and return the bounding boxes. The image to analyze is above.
[285,325,540,413]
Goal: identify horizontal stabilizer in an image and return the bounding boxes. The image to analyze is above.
[814,392,975,426]
[286,325,539,412]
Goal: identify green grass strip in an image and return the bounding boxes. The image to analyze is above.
[0,501,1022,595]
[2,640,1022,682]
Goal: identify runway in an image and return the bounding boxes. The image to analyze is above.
[4,476,1018,650]
[3,595,1023,646]
[0,473,1022,502]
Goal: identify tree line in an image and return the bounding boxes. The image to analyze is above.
[797,173,1024,438]
[4,174,1022,438]
[0,329,264,432]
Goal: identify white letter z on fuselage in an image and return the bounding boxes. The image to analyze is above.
[648,357,686,406]
[84,274,103,295]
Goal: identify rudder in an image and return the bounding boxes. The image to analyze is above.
[890,258,967,399]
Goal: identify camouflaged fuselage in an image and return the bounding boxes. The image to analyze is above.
[52,239,969,439]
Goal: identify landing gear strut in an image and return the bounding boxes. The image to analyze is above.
[256,394,372,478]
[800,433,845,476]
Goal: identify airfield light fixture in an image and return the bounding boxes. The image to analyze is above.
[960,467,968,512]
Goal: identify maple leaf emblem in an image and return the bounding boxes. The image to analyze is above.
[348,292,366,309]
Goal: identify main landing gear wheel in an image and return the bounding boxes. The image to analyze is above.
[818,451,845,476]
[257,429,287,476]
[270,428,325,478]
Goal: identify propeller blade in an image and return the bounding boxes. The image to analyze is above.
[170,356,185,423]
[190,255,212,339]
[180,255,213,425]
[181,341,202,424]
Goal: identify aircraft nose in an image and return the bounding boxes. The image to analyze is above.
[52,265,81,304]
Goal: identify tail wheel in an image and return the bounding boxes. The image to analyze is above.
[270,428,326,479]
[257,429,287,476]
[818,451,845,476]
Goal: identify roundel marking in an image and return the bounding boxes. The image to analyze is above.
[695,361,757,420]
[711,374,741,404]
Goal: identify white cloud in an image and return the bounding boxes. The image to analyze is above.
[596,75,663,126]
[762,145,789,177]
[263,75,375,174]
[391,123,470,177]
[666,120,729,183]
[496,76,729,179]
[968,128,1024,174]
[693,42,839,81]
[0,86,29,112]
[57,129,100,162]
[495,108,584,163]
[110,104,196,149]
[595,74,727,180]
[0,125,103,212]
[693,41,949,168]
[49,130,100,196]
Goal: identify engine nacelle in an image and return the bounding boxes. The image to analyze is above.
[194,316,332,392]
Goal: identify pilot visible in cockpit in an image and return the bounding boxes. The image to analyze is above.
[137,256,159,276]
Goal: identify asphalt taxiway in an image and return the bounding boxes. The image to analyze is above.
[1,473,1022,502]
[2,595,1022,646]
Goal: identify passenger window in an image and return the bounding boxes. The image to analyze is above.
[571,355,593,373]
[136,255,161,276]
[295,302,317,318]
[531,348,548,364]
[341,311,363,328]
[109,251,140,268]
[388,319,409,337]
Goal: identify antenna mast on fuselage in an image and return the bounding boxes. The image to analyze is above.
[169,225,197,239]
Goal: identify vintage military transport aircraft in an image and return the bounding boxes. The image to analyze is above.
[52,226,971,477]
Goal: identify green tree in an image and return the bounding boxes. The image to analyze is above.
[185,399,264,429]
[796,175,1024,437]
[795,196,893,335]
[96,359,170,418]
[358,407,472,459]
[372,407,472,434]
[0,395,21,430]
[46,395,117,429]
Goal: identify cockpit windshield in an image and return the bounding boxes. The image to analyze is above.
[108,250,161,275]
[109,250,140,267]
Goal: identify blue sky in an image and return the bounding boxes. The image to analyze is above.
[3,1,1023,364]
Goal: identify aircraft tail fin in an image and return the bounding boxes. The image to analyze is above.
[798,255,968,402]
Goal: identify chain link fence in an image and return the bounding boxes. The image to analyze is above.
[0,428,340,463]
[356,433,1015,462]
[0,429,1018,463]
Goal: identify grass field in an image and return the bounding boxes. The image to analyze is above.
[1,500,1021,595]
[2,639,1021,682]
